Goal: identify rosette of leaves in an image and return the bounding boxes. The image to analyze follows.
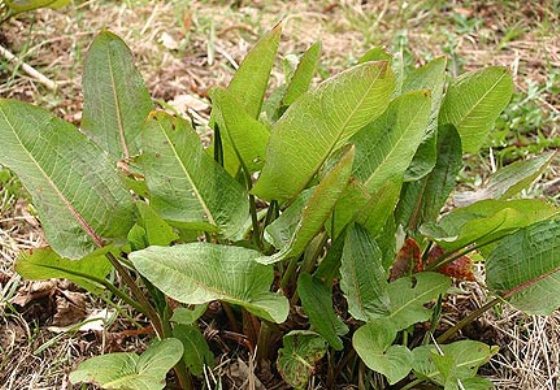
[2,24,558,390]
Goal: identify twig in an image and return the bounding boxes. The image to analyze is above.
[0,44,57,90]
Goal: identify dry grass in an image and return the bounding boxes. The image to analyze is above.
[0,0,559,389]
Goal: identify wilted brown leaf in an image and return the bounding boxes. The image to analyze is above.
[427,245,476,282]
[390,238,422,281]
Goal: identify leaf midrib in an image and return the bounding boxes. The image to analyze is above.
[106,47,130,159]
[158,122,217,226]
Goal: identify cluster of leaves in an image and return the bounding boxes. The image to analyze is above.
[1,25,558,390]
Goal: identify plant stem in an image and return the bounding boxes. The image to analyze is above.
[256,321,273,364]
[300,232,328,275]
[437,297,501,343]
[400,377,424,390]
[280,256,299,292]
[222,302,240,333]
[105,253,164,337]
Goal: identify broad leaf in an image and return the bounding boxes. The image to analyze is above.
[173,324,214,377]
[439,66,513,153]
[282,42,322,106]
[139,112,249,238]
[402,57,447,180]
[486,218,560,315]
[353,319,413,385]
[420,199,558,251]
[70,338,183,390]
[298,273,348,350]
[258,145,355,264]
[130,243,289,323]
[412,340,498,388]
[212,89,270,172]
[277,331,327,390]
[82,31,152,161]
[15,247,113,294]
[253,61,395,201]
[454,151,555,206]
[0,100,136,259]
[383,272,451,330]
[340,224,389,321]
[351,90,432,192]
[396,124,462,231]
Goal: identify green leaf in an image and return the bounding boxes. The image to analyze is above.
[258,145,355,264]
[0,100,136,259]
[253,61,395,201]
[172,324,214,377]
[212,89,270,172]
[277,331,328,390]
[130,243,289,323]
[384,272,451,330]
[420,199,558,252]
[223,24,281,119]
[486,218,560,315]
[5,0,68,12]
[439,66,513,153]
[170,305,208,325]
[353,319,413,385]
[297,273,348,350]
[69,338,183,390]
[351,90,432,193]
[136,202,179,246]
[402,57,447,180]
[82,31,152,161]
[282,42,322,106]
[396,124,462,231]
[412,340,498,388]
[358,46,392,63]
[340,224,389,321]
[139,112,249,238]
[15,247,113,294]
[210,25,281,174]
[454,151,556,206]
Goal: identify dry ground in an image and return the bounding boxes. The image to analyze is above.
[0,0,559,389]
